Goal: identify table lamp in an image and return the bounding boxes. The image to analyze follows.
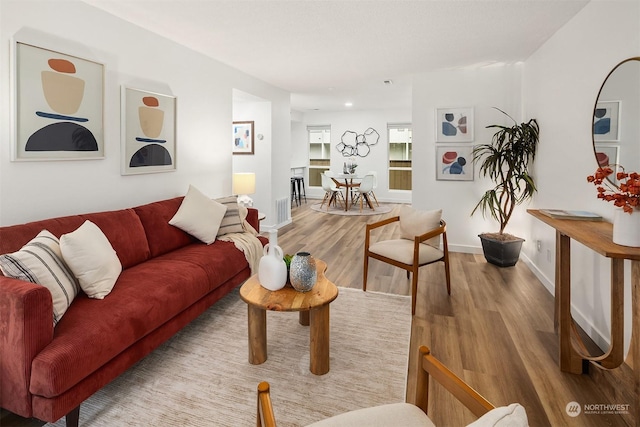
[233,172,256,207]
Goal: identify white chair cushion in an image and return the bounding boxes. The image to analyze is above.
[369,239,444,265]
[399,206,442,248]
[306,403,434,427]
[466,403,529,427]
[169,185,227,244]
[60,220,122,300]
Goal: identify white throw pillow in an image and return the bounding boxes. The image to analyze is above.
[0,230,79,325]
[60,220,122,299]
[169,185,227,244]
[466,403,529,427]
[399,206,442,248]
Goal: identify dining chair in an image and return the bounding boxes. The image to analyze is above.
[256,346,528,427]
[354,174,375,212]
[320,172,345,210]
[363,206,451,315]
[367,170,380,206]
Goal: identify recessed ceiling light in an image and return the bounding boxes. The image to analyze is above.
[345,102,353,107]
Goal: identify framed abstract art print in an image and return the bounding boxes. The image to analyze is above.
[233,121,255,155]
[121,86,177,175]
[435,107,474,143]
[12,40,104,161]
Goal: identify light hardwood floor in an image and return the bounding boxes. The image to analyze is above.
[2,200,632,426]
[278,200,632,427]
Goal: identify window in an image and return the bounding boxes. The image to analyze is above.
[308,125,331,187]
[388,123,412,190]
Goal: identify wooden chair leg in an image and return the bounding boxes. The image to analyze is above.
[411,267,419,315]
[443,256,452,295]
[320,192,329,209]
[370,191,380,207]
[363,253,369,291]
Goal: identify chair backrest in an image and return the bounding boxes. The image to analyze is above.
[368,171,378,189]
[256,345,510,427]
[358,174,375,193]
[321,173,334,192]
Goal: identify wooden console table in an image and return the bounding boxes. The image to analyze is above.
[529,209,640,425]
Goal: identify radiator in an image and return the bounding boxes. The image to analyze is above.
[276,197,288,223]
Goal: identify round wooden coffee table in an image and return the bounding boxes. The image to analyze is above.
[239,259,338,375]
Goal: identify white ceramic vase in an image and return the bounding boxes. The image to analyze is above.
[258,230,287,291]
[612,208,640,247]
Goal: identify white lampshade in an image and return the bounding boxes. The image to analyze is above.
[233,172,256,207]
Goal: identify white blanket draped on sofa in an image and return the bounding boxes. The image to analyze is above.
[217,215,263,275]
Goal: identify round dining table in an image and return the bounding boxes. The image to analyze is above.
[331,173,362,211]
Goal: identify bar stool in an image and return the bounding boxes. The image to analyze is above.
[291,177,299,207]
[292,175,306,204]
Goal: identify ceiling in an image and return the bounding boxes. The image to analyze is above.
[82,0,589,112]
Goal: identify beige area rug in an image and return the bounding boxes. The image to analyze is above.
[47,287,410,427]
[310,202,393,216]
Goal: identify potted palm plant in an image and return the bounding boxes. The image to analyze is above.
[472,108,539,267]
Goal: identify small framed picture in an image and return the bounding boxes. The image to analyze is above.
[121,86,177,175]
[593,101,620,142]
[232,121,254,155]
[436,107,474,143]
[436,145,474,181]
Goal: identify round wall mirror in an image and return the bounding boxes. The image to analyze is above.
[592,57,640,187]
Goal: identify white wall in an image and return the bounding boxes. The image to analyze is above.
[232,96,273,225]
[0,0,290,227]
[412,64,525,252]
[298,108,412,203]
[523,0,640,352]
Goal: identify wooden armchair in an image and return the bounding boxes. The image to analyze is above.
[363,212,451,315]
[257,346,528,427]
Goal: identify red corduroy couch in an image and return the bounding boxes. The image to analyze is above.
[0,197,263,427]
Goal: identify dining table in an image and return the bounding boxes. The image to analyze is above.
[331,173,362,211]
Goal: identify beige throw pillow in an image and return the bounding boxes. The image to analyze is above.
[215,196,245,236]
[399,206,442,248]
[0,230,79,325]
[169,185,227,244]
[60,220,122,299]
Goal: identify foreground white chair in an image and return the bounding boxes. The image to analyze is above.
[364,206,451,315]
[354,174,375,212]
[320,172,345,210]
[257,346,529,427]
[367,170,380,206]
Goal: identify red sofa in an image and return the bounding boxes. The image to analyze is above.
[0,197,263,427]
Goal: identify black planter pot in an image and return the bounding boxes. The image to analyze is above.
[478,234,525,267]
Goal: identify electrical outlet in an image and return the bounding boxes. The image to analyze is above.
[536,240,542,252]
[547,249,552,263]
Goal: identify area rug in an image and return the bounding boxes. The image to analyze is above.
[47,287,411,427]
[310,202,393,216]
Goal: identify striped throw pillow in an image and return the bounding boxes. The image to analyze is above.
[0,230,79,325]
[216,196,245,236]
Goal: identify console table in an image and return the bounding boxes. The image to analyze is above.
[529,209,640,425]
